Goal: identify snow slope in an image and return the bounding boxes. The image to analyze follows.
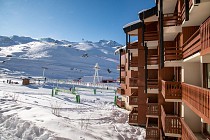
[0,78,145,140]
[0,35,122,80]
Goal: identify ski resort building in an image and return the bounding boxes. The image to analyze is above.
[117,0,210,139]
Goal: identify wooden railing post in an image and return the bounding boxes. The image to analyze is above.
[162,80,182,100]
[129,78,138,87]
[161,105,182,135]
[182,83,210,123]
[200,16,210,54]
[163,13,181,27]
[146,128,159,139]
[181,119,197,140]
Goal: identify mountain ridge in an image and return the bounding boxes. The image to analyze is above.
[0,35,121,80]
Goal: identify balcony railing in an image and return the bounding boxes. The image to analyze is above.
[182,16,210,57]
[129,78,138,87]
[117,87,125,95]
[129,107,138,124]
[182,28,201,59]
[180,0,193,22]
[131,89,138,96]
[182,83,210,122]
[163,13,182,27]
[162,80,182,101]
[148,54,158,65]
[144,31,159,41]
[146,127,159,139]
[127,43,138,49]
[201,16,210,55]
[130,56,138,67]
[181,119,197,140]
[161,105,182,136]
[147,99,159,116]
[148,79,158,89]
[131,70,138,78]
[129,96,138,105]
[116,98,125,108]
[165,47,182,61]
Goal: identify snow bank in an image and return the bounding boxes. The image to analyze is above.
[0,114,55,140]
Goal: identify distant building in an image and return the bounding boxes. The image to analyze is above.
[22,78,30,85]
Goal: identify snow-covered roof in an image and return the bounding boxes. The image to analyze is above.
[123,20,142,33]
[138,9,147,15]
[114,46,126,55]
[123,20,141,29]
[139,6,157,20]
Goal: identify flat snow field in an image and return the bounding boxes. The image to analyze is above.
[0,78,145,140]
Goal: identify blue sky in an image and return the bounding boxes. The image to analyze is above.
[0,0,155,44]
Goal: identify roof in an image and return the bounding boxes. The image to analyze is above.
[138,6,157,20]
[123,20,142,33]
[114,46,126,55]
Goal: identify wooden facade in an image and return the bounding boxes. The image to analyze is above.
[118,0,210,139]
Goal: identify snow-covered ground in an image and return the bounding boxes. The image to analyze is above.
[0,36,145,139]
[0,77,145,140]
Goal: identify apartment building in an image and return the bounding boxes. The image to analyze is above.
[116,0,210,139]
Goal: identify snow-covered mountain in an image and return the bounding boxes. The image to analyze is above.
[0,35,122,80]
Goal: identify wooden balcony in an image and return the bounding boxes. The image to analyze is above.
[182,28,201,59]
[148,79,158,89]
[163,13,182,27]
[146,127,159,140]
[146,117,159,139]
[161,105,182,137]
[182,16,210,57]
[165,47,182,61]
[129,107,138,124]
[116,98,125,108]
[148,54,158,65]
[181,119,197,140]
[131,70,138,78]
[182,83,210,123]
[180,0,193,22]
[129,78,138,87]
[130,56,138,67]
[127,42,138,49]
[129,96,138,106]
[146,98,158,117]
[144,31,159,41]
[162,80,182,102]
[201,16,210,55]
[117,87,125,95]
